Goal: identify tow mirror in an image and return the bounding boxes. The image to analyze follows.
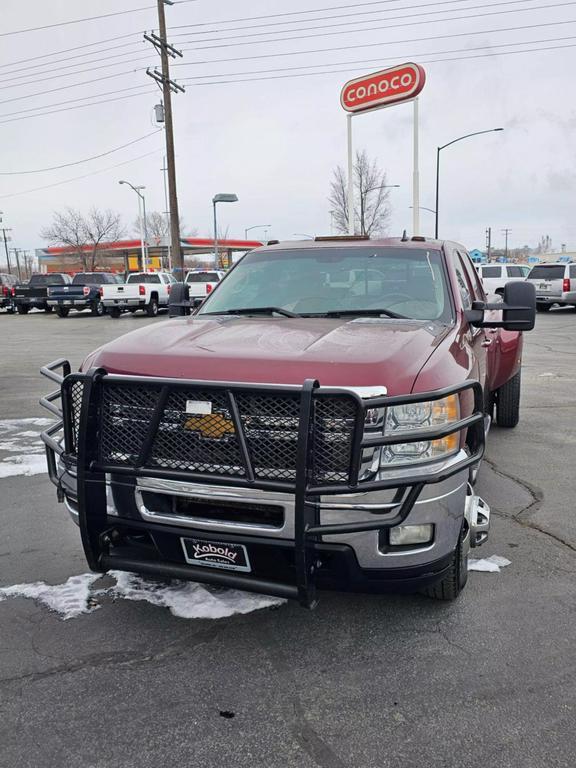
[465,281,536,331]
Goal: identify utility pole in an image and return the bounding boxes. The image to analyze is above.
[11,249,22,281]
[501,228,511,261]
[0,228,12,274]
[485,227,492,262]
[145,2,185,279]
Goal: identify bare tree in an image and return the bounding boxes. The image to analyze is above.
[41,208,89,270]
[83,208,125,270]
[133,212,195,242]
[328,150,392,236]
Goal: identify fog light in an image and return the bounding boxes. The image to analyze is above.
[389,524,433,546]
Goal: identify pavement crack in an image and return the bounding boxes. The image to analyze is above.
[484,456,576,553]
[0,624,222,688]
[260,627,349,768]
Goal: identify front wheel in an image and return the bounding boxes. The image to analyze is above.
[108,307,121,319]
[16,305,29,315]
[146,298,159,317]
[421,523,468,601]
[55,306,70,318]
[495,370,521,428]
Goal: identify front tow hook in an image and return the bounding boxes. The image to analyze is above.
[465,489,491,548]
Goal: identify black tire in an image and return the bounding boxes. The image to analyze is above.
[421,523,468,601]
[44,305,53,313]
[109,307,121,319]
[91,299,105,317]
[146,297,159,317]
[16,305,29,315]
[496,370,521,428]
[55,306,70,318]
[536,304,552,313]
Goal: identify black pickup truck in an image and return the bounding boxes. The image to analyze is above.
[12,273,71,314]
[47,272,121,317]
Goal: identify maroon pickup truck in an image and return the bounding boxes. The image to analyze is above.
[40,236,535,608]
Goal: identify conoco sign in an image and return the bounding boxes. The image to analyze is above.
[340,63,426,113]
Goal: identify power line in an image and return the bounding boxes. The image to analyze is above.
[186,1,576,50]
[173,0,555,44]
[176,17,576,65]
[0,5,156,38]
[0,70,146,106]
[180,38,576,86]
[171,0,522,36]
[171,0,464,28]
[0,2,569,94]
[0,33,139,71]
[180,33,576,81]
[0,149,163,200]
[0,40,145,80]
[0,90,156,126]
[0,85,152,121]
[0,53,153,91]
[0,130,162,175]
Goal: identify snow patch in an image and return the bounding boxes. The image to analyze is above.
[469,554,512,573]
[0,454,47,478]
[0,574,101,620]
[110,571,283,619]
[0,418,52,478]
[0,571,284,621]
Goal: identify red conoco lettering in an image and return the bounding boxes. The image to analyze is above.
[401,73,413,86]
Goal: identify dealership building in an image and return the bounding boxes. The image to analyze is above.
[35,237,263,274]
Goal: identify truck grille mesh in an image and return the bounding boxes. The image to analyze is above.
[66,381,357,485]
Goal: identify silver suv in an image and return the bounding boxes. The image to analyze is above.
[526,262,576,312]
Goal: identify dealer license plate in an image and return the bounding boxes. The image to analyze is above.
[181,537,251,572]
[539,284,550,291]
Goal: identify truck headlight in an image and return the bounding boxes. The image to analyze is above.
[381,394,460,466]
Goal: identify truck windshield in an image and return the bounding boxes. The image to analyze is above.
[72,273,110,285]
[29,274,67,286]
[127,273,161,284]
[199,247,452,322]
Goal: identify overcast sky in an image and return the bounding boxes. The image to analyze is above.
[1,0,575,257]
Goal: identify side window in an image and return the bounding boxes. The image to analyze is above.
[570,266,576,279]
[507,266,522,277]
[458,251,486,301]
[453,255,472,309]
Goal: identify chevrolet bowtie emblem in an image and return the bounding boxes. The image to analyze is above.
[184,413,235,439]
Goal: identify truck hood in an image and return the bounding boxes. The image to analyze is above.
[84,316,452,395]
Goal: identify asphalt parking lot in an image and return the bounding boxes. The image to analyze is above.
[0,309,575,768]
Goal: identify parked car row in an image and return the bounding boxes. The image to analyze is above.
[476,261,576,313]
[0,269,226,318]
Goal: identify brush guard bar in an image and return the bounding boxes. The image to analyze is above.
[40,360,485,608]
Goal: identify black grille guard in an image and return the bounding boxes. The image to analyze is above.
[40,359,485,608]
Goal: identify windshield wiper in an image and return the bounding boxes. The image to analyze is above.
[305,308,408,319]
[203,306,300,318]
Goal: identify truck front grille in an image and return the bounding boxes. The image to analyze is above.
[66,381,358,485]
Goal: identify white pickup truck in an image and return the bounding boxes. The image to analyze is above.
[101,272,177,318]
[184,269,225,299]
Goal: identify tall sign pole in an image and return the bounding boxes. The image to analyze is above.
[347,114,354,235]
[340,63,426,237]
[412,98,420,236]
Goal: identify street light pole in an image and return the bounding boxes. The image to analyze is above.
[212,193,238,267]
[359,184,399,236]
[119,180,148,271]
[434,128,504,239]
[244,224,271,240]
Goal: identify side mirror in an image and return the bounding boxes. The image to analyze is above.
[168,282,191,317]
[465,281,536,332]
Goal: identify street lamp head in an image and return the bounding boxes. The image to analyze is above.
[213,193,238,204]
[494,128,504,132]
[118,180,126,185]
